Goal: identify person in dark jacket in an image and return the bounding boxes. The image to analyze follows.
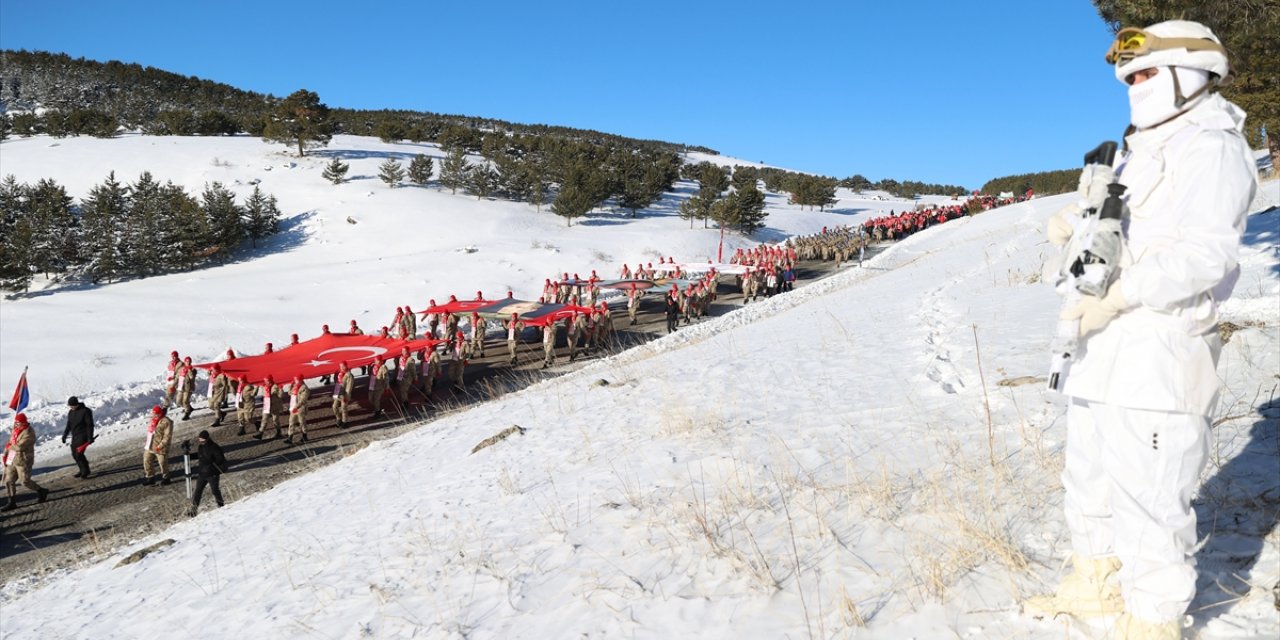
[664,294,679,334]
[62,396,95,479]
[188,430,226,516]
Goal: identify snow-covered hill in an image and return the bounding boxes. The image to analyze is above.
[0,133,933,445]
[0,134,1276,639]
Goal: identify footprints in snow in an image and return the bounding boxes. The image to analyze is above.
[918,283,965,395]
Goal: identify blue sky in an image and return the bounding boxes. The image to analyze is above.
[1,0,1129,190]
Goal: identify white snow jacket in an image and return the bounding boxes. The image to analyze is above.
[1064,93,1257,415]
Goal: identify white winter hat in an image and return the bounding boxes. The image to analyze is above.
[1107,20,1231,84]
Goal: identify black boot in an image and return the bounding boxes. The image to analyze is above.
[300,434,308,444]
[1,498,17,511]
[37,487,49,503]
[237,427,246,436]
[182,409,192,421]
[142,477,156,486]
[252,431,263,440]
[160,477,172,486]
[284,435,294,445]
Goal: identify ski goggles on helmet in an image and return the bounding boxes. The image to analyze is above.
[1104,27,1226,65]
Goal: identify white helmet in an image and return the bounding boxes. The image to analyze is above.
[1110,20,1231,84]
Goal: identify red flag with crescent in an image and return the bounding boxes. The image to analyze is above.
[194,334,442,384]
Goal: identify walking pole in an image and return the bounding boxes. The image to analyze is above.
[181,439,193,500]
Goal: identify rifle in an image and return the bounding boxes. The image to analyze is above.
[1048,141,1127,392]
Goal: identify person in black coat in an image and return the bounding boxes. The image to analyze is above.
[664,294,679,334]
[62,396,95,479]
[188,430,227,516]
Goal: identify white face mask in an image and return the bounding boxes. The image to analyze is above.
[1128,66,1211,129]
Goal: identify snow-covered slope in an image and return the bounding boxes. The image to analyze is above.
[0,134,1276,639]
[0,133,930,446]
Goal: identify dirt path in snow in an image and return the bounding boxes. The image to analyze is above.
[0,250,884,587]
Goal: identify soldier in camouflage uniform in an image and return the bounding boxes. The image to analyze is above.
[176,357,197,421]
[286,375,310,444]
[255,376,285,439]
[370,357,391,419]
[2,414,49,510]
[235,376,257,435]
[331,362,355,429]
[542,320,558,368]
[142,405,173,485]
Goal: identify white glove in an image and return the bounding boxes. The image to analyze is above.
[1061,283,1130,336]
[1047,202,1082,246]
[1077,164,1114,211]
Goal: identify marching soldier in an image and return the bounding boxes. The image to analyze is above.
[141,405,173,485]
[208,364,230,427]
[504,313,523,365]
[424,300,440,338]
[567,312,584,361]
[286,375,310,445]
[444,311,460,342]
[254,375,284,440]
[331,362,355,429]
[424,347,442,397]
[235,375,257,435]
[370,357,391,419]
[450,332,467,390]
[176,356,197,421]
[162,350,181,408]
[396,347,416,404]
[542,320,557,368]
[2,413,49,510]
[628,288,642,325]
[469,312,487,358]
[404,303,418,337]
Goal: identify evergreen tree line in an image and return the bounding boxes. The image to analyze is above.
[0,50,715,157]
[836,174,969,199]
[328,130,687,227]
[980,168,1081,199]
[0,172,281,292]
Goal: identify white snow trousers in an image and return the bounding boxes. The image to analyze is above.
[1062,398,1208,623]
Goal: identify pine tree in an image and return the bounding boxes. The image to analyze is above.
[439,147,471,195]
[80,171,130,283]
[551,162,601,226]
[468,164,499,199]
[261,89,333,157]
[731,166,760,192]
[679,193,713,229]
[695,163,730,228]
[0,176,33,291]
[616,152,667,217]
[379,158,405,188]
[730,184,768,234]
[408,154,434,185]
[374,117,406,143]
[322,157,350,184]
[164,182,208,271]
[123,172,167,277]
[201,182,245,263]
[0,175,25,242]
[244,186,281,249]
[26,178,76,278]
